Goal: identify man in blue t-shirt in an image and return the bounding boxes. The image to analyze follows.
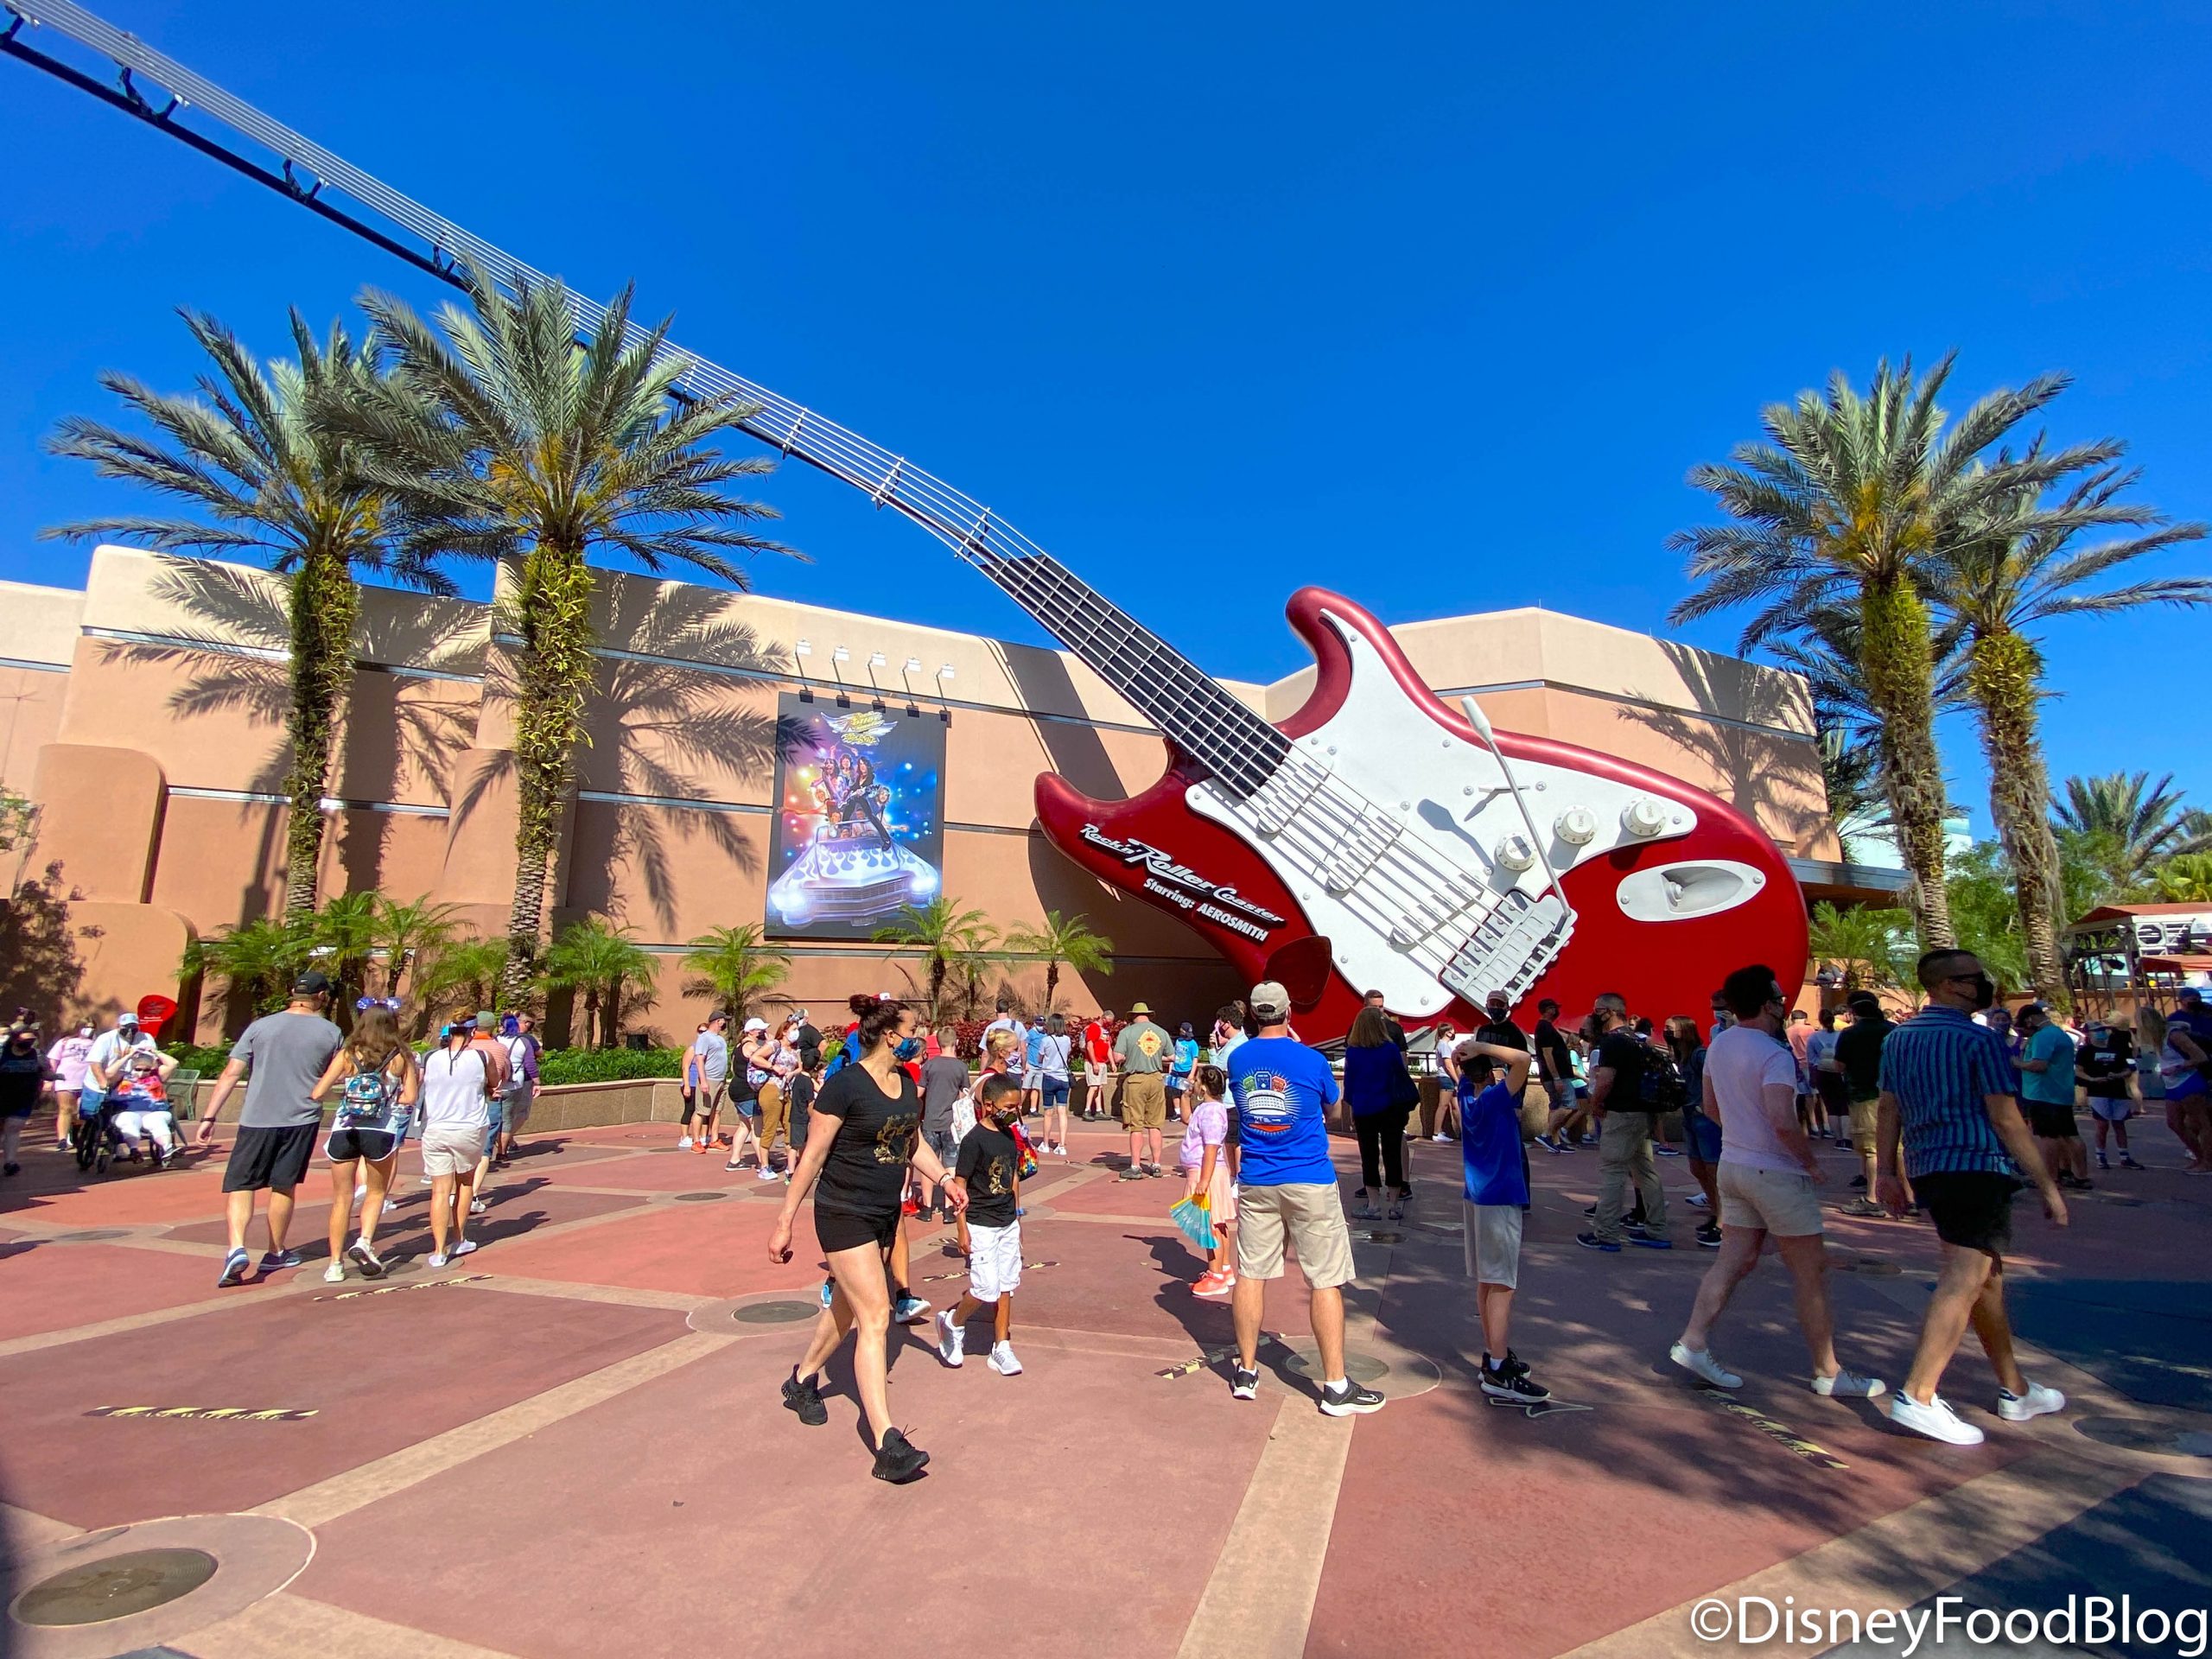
[2015,1003,2087,1190]
[1224,981,1383,1418]
[1455,1036,1548,1403]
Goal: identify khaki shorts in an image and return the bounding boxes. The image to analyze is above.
[420,1123,485,1179]
[1717,1160,1824,1237]
[1236,1182,1355,1288]
[1847,1096,1879,1156]
[1464,1201,1523,1288]
[1122,1072,1167,1130]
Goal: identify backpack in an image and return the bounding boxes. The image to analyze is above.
[1635,1041,1688,1113]
[338,1049,404,1125]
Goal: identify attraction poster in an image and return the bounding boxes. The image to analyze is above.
[765,693,945,938]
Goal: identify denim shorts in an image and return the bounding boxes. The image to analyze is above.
[1039,1075,1070,1110]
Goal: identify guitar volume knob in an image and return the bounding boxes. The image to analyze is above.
[1495,834,1536,873]
[1623,798,1670,838]
[1554,806,1598,846]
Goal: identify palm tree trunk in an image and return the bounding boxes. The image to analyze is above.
[1967,628,2068,1007]
[281,551,358,916]
[1046,958,1060,1015]
[501,550,594,1002]
[606,977,624,1048]
[1859,578,1955,948]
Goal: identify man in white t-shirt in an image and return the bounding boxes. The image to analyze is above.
[1669,963,1885,1401]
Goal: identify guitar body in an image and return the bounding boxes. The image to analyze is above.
[1036,587,1808,1043]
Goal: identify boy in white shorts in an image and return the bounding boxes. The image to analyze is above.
[937,1074,1026,1376]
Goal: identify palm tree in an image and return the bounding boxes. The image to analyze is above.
[1002,909,1116,1014]
[1932,461,2209,1005]
[45,311,448,915]
[538,917,659,1049]
[369,894,469,1001]
[1805,900,1913,991]
[2052,772,2212,883]
[1669,354,2101,947]
[680,923,791,1021]
[306,891,381,1012]
[339,267,791,999]
[873,898,995,1026]
[182,914,315,1019]
[410,934,509,1038]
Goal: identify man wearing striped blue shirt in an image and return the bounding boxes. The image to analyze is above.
[1876,949,2070,1446]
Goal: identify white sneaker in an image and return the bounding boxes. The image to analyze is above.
[383,1198,398,1217]
[1812,1368,1887,1399]
[323,1262,346,1283]
[1996,1382,2065,1422]
[1430,1133,1452,1142]
[353,1183,367,1209]
[936,1309,964,1368]
[677,1135,694,1149]
[988,1341,1023,1376]
[1686,1193,1710,1210]
[1669,1343,1743,1389]
[469,1198,487,1215]
[1890,1392,1985,1446]
[427,1251,451,1268]
[449,1239,478,1258]
[756,1166,780,1181]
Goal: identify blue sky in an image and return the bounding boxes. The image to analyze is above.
[4,0,2209,833]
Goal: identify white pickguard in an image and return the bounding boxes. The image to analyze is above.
[1186,615,1724,1017]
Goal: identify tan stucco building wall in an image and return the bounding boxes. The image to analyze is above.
[2,546,1863,1040]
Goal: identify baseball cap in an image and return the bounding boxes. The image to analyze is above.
[1249,981,1291,1021]
[707,1009,731,1025]
[743,1017,768,1033]
[293,969,334,996]
[116,1009,140,1027]
[474,1008,499,1030]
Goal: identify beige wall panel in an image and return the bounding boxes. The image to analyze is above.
[558,798,771,942]
[436,749,523,908]
[149,794,286,928]
[573,663,780,804]
[332,671,479,807]
[60,637,288,790]
[58,899,195,1028]
[0,664,69,794]
[319,809,454,906]
[0,580,86,665]
[30,742,166,904]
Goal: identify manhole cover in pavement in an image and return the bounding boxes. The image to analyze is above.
[671,1191,728,1202]
[54,1229,132,1243]
[732,1300,817,1324]
[12,1548,219,1626]
[1281,1351,1390,1384]
[2075,1416,2212,1457]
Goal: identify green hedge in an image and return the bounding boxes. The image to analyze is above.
[162,1042,234,1074]
[537,1047,686,1085]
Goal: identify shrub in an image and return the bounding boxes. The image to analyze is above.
[537,1046,686,1085]
[160,1042,234,1074]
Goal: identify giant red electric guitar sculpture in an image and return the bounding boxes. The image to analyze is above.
[9,0,1811,1040]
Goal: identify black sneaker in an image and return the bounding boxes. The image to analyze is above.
[781,1367,829,1427]
[1696,1223,1724,1249]
[1624,1224,1672,1249]
[1482,1363,1551,1402]
[1575,1231,1621,1253]
[217,1246,251,1287]
[871,1427,930,1483]
[257,1248,303,1273]
[1482,1350,1530,1380]
[1319,1377,1386,1416]
[1230,1364,1260,1401]
[1849,1174,1867,1190]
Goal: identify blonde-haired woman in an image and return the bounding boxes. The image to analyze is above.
[309,1005,420,1281]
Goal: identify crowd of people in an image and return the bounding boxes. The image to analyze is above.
[6,956,2209,1483]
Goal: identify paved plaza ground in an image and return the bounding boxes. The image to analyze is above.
[3,1112,2209,1657]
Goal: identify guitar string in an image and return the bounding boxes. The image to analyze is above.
[982,554,1534,981]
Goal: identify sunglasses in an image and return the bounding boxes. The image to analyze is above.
[355,995,402,1013]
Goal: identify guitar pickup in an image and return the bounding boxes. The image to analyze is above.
[1245,754,1328,837]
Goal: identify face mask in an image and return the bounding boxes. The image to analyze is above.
[1967,974,1998,1012]
[893,1035,924,1062]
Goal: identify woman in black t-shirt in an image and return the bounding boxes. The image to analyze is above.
[769,995,965,1482]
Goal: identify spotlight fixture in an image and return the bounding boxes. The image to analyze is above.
[794,639,812,658]
[903,657,923,676]
[868,652,887,669]
[831,645,850,664]
[937,664,956,682]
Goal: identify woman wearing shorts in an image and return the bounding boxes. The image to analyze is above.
[769,995,963,1483]
[47,1022,92,1153]
[309,1006,420,1281]
[416,1018,493,1267]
